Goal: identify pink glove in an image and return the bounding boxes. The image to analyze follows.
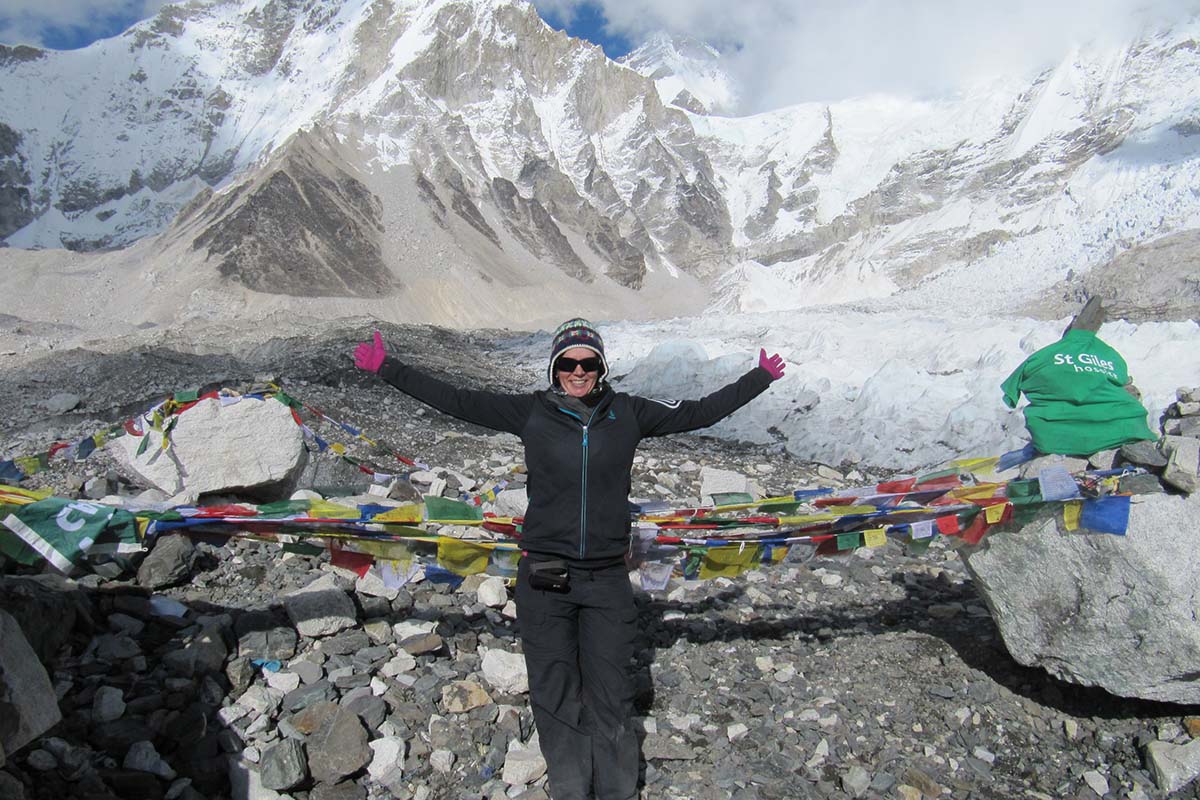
[354,330,386,373]
[759,348,785,380]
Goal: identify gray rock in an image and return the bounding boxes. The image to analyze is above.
[235,614,298,661]
[283,679,337,713]
[0,771,24,800]
[1160,435,1199,493]
[164,624,228,677]
[963,492,1200,703]
[1118,473,1164,495]
[0,610,62,757]
[1144,738,1200,794]
[83,475,111,499]
[477,576,508,608]
[501,742,547,786]
[123,740,176,780]
[0,574,91,663]
[137,534,195,589]
[343,694,387,733]
[1119,440,1168,468]
[259,738,307,791]
[291,658,324,685]
[43,393,80,414]
[108,395,307,499]
[841,765,871,797]
[321,629,370,656]
[481,648,528,695]
[399,632,443,656]
[306,706,371,784]
[641,734,696,760]
[92,685,126,722]
[284,574,358,638]
[309,779,367,800]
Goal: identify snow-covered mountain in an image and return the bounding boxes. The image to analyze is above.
[618,33,738,115]
[1,0,1198,333]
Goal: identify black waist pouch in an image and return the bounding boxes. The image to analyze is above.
[527,559,570,592]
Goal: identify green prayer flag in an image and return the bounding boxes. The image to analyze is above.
[757,500,801,514]
[274,391,300,409]
[0,527,40,565]
[257,499,312,517]
[710,492,755,506]
[424,496,483,522]
[174,389,200,403]
[836,532,861,551]
[904,538,932,557]
[915,468,957,485]
[1,498,125,572]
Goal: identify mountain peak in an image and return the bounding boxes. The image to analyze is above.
[620,31,738,115]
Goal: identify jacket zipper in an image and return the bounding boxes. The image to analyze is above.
[558,404,599,559]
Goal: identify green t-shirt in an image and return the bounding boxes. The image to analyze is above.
[1000,329,1156,455]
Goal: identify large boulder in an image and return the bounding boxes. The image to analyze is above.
[0,575,92,664]
[0,610,63,757]
[962,492,1200,703]
[108,396,306,501]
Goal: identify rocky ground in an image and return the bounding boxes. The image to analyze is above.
[1,323,1198,800]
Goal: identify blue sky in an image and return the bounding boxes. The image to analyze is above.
[0,0,631,56]
[537,1,632,59]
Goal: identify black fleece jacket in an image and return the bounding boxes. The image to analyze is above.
[378,357,774,563]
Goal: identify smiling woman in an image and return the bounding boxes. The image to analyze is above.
[352,318,785,799]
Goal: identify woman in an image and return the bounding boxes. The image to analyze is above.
[354,319,785,800]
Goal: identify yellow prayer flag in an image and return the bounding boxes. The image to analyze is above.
[350,538,422,561]
[1063,501,1082,531]
[947,483,1005,501]
[826,505,880,516]
[437,538,491,576]
[698,544,763,579]
[949,456,1000,476]
[0,484,49,505]
[331,442,346,455]
[776,513,839,526]
[373,504,424,523]
[307,500,363,519]
[863,528,887,548]
[984,503,1009,524]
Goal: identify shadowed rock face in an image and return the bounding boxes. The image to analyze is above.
[191,135,391,298]
[0,123,33,240]
[491,177,589,281]
[1021,229,1200,323]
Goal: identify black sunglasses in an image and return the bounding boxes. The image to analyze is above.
[555,355,602,373]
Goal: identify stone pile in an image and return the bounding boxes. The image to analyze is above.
[2,329,1200,799]
[6,525,1199,800]
[1156,385,1200,493]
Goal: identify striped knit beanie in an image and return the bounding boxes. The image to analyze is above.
[547,318,609,386]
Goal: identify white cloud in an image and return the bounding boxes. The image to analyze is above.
[536,0,1200,112]
[0,0,169,48]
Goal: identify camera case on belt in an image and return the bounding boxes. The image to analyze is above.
[527,559,570,592]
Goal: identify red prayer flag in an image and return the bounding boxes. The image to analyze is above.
[329,546,373,577]
[936,515,960,535]
[876,477,916,494]
[959,512,990,545]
